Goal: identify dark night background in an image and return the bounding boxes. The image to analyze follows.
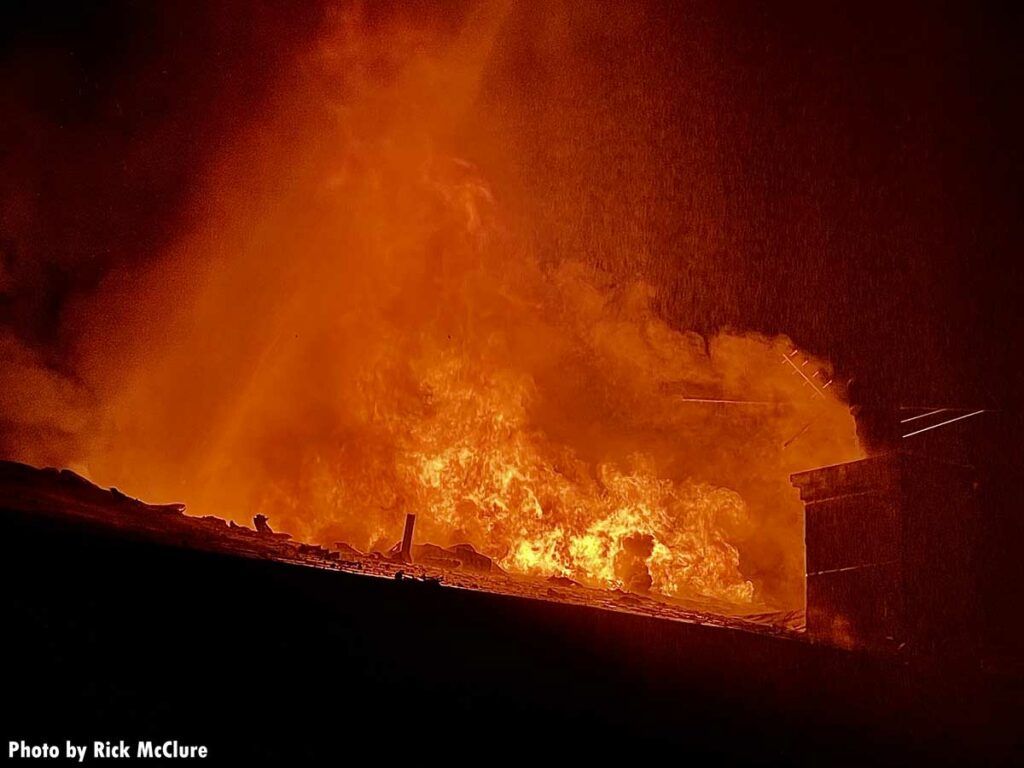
[1,0,1022,642]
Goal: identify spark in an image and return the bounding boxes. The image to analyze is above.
[676,397,773,406]
[902,410,986,439]
[808,559,899,577]
[783,422,812,448]
[898,405,994,410]
[899,408,948,424]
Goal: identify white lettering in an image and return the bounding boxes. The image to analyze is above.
[65,742,86,763]
[135,741,208,759]
[7,741,60,758]
[93,741,130,758]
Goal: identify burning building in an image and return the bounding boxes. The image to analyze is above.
[0,0,864,613]
[1,0,1022,763]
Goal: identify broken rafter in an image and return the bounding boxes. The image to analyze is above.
[781,350,827,399]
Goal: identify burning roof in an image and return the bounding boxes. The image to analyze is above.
[0,459,802,634]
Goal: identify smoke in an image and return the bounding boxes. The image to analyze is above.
[0,2,860,607]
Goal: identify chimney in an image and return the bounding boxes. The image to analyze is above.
[400,513,416,563]
[791,452,978,657]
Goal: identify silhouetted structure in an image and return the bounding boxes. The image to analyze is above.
[793,452,979,656]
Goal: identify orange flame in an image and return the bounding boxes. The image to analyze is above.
[2,4,862,609]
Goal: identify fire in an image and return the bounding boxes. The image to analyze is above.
[385,308,756,601]
[0,4,863,610]
[212,150,855,606]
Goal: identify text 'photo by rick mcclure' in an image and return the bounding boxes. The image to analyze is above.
[9,742,208,762]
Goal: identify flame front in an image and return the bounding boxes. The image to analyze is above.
[395,338,754,601]
[366,190,757,600]
[5,4,863,610]
[224,153,856,606]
